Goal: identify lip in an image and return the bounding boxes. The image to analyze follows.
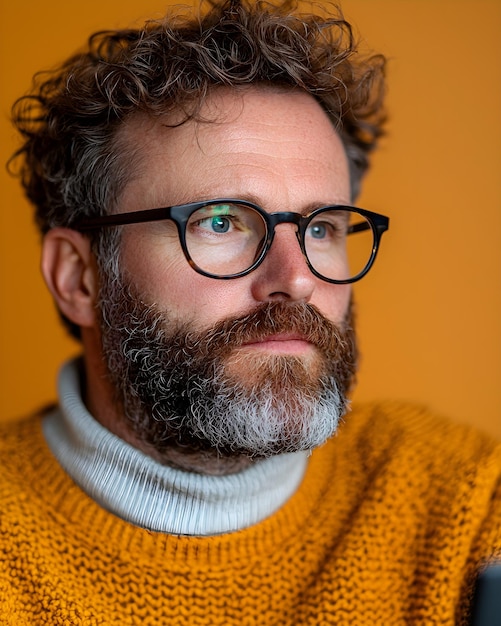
[241,334,313,355]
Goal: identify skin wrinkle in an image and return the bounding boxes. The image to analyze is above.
[116,91,348,214]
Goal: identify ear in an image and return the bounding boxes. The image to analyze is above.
[41,228,99,329]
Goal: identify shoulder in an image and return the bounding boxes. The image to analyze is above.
[0,407,58,501]
[324,401,501,531]
[339,400,501,469]
[0,406,54,452]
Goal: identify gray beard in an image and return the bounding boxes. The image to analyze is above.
[98,276,358,460]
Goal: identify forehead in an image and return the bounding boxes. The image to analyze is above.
[117,87,351,210]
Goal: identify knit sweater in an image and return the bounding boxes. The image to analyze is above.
[1,396,500,624]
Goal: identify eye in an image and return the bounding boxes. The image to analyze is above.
[307,220,339,241]
[306,211,349,243]
[199,215,232,233]
[189,204,238,235]
[309,222,328,239]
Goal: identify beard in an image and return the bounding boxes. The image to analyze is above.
[97,273,358,461]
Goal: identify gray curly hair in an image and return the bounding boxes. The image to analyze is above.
[10,0,385,338]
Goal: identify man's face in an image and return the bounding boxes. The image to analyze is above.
[97,88,356,460]
[118,88,352,334]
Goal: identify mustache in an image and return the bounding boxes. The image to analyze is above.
[173,300,356,361]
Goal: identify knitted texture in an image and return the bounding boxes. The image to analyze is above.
[1,402,500,625]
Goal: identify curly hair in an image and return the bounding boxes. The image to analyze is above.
[10,0,385,235]
[9,0,385,339]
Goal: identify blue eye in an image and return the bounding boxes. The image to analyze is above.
[209,216,231,233]
[309,223,327,239]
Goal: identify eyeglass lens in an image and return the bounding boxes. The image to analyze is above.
[185,202,374,280]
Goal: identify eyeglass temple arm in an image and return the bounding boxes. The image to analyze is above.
[348,217,389,236]
[348,221,371,235]
[74,207,171,231]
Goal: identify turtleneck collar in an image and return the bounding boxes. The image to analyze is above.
[42,359,308,536]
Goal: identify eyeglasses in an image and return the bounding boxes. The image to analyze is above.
[75,199,389,284]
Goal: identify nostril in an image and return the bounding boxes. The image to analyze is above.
[268,291,291,301]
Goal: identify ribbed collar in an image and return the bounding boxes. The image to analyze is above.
[42,360,308,536]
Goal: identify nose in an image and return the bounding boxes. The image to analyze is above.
[250,223,317,303]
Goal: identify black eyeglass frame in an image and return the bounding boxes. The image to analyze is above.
[75,199,389,284]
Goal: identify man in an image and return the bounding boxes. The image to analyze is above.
[1,1,499,624]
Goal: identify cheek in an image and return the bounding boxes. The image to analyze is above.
[158,274,247,324]
[120,228,189,304]
[120,231,186,294]
[311,283,351,327]
[120,231,257,326]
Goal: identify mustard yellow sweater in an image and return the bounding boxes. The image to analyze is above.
[1,402,500,625]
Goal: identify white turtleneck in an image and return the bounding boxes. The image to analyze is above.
[42,360,308,536]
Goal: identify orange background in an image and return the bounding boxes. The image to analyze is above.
[1,1,500,438]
